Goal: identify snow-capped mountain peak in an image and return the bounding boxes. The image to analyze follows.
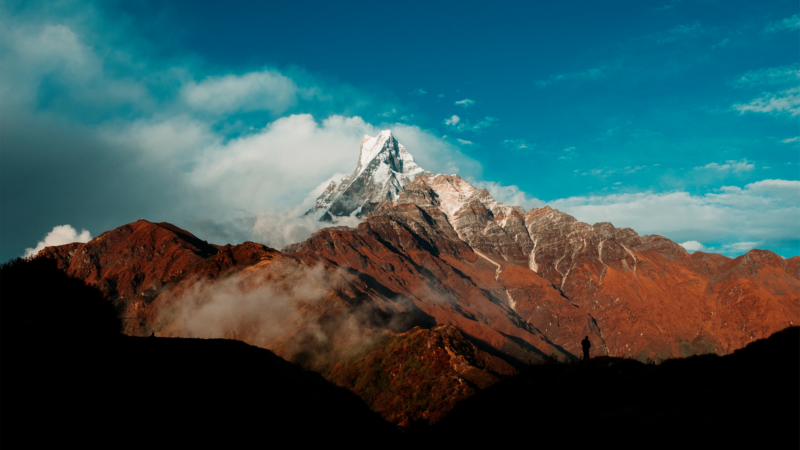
[305,130,432,221]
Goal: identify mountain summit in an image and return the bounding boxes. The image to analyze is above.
[305,130,432,221]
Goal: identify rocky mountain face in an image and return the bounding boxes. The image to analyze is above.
[36,131,800,424]
[327,324,516,427]
[305,130,432,221]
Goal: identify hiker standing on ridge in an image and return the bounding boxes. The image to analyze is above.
[581,336,591,360]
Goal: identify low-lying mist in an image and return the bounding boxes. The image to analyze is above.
[149,260,416,369]
[252,206,361,250]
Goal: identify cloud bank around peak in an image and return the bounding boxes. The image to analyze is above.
[0,2,484,258]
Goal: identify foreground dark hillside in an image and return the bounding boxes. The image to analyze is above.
[427,325,800,448]
[0,258,395,447]
[2,257,797,448]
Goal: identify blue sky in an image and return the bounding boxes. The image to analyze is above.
[1,0,798,261]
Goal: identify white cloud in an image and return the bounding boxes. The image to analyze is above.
[0,20,151,114]
[410,88,427,95]
[252,206,361,250]
[24,225,92,257]
[734,87,800,116]
[680,240,705,252]
[547,179,800,252]
[695,159,754,173]
[182,69,298,115]
[782,137,799,144]
[0,2,486,258]
[445,115,461,126]
[457,139,474,145]
[455,99,476,108]
[763,14,800,33]
[185,113,482,218]
[472,181,545,211]
[100,115,216,161]
[187,115,377,213]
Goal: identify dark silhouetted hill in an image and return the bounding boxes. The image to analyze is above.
[425,326,800,448]
[0,258,396,448]
[3,257,798,448]
[1,257,121,342]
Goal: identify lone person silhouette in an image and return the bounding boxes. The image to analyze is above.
[581,336,591,360]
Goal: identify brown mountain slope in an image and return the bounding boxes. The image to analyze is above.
[39,179,799,364]
[327,325,516,426]
[521,204,800,359]
[367,174,799,361]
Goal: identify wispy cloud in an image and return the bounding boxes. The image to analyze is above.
[578,164,650,176]
[471,180,544,211]
[181,70,298,115]
[782,137,799,144]
[457,139,474,145]
[711,38,729,49]
[471,116,499,131]
[409,88,427,95]
[732,64,800,88]
[695,159,755,173]
[454,98,475,108]
[763,14,800,33]
[558,146,577,160]
[655,0,683,11]
[657,21,704,43]
[536,68,604,88]
[502,139,529,149]
[445,115,499,132]
[734,87,800,116]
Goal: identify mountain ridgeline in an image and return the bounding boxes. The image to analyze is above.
[32,130,800,426]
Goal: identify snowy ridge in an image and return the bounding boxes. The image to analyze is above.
[305,130,432,221]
